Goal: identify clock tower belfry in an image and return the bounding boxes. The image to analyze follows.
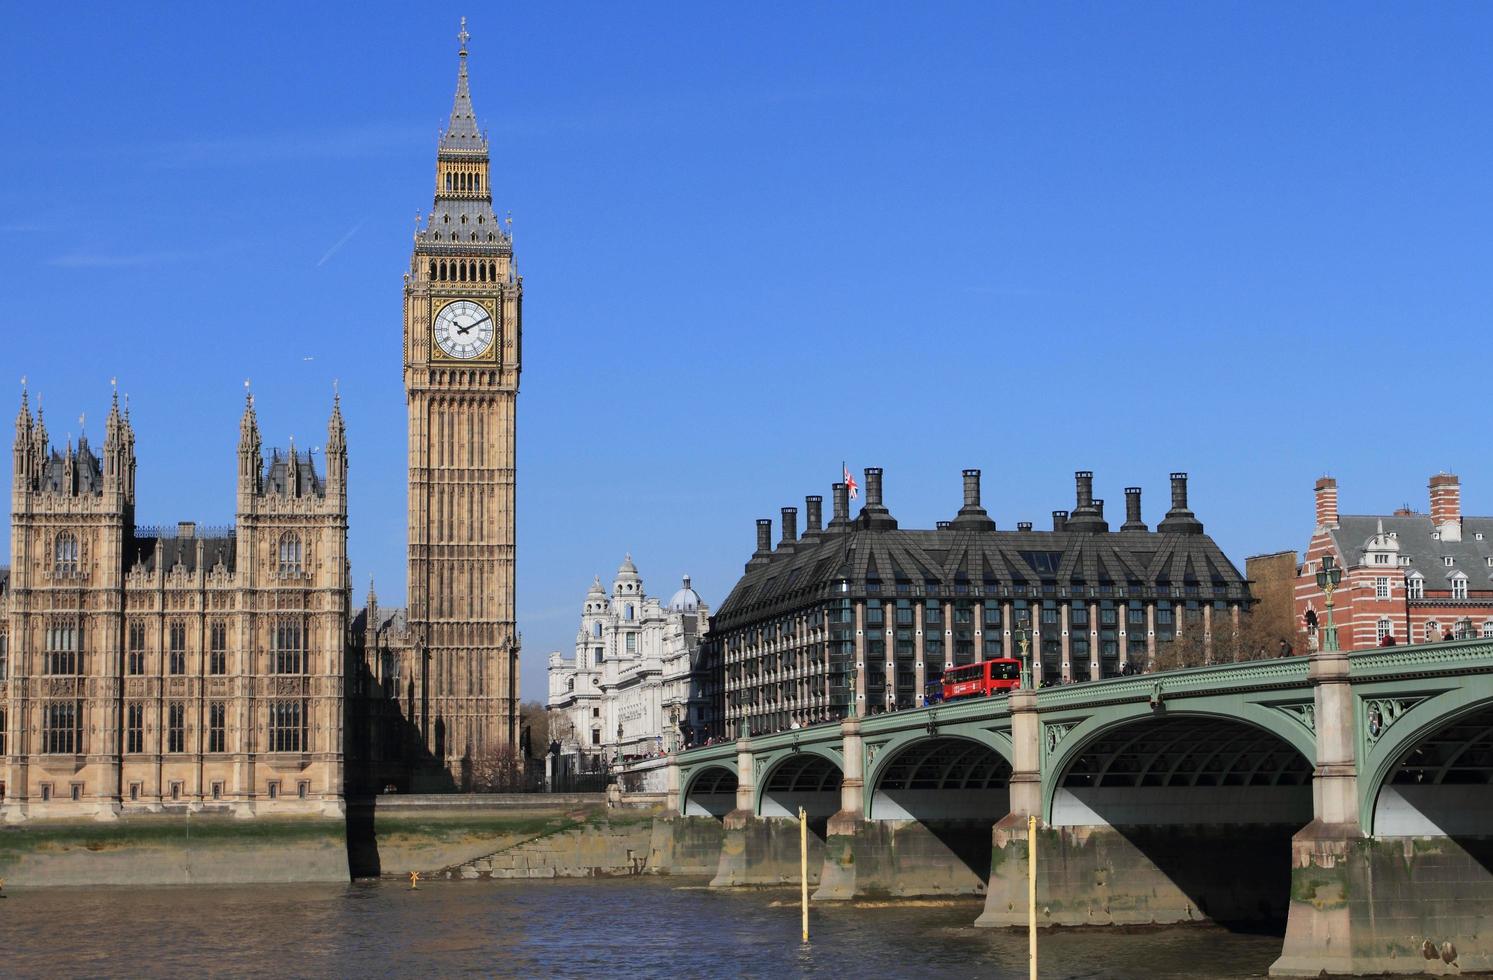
[405,18,522,785]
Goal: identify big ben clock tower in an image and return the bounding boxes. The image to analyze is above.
[405,18,522,783]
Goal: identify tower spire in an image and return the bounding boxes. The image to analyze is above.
[440,16,484,151]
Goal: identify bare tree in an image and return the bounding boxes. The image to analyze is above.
[1152,605,1310,672]
[519,700,550,755]
[469,746,526,792]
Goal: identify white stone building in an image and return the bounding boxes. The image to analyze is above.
[546,556,713,769]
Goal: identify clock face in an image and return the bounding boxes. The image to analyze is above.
[433,300,495,359]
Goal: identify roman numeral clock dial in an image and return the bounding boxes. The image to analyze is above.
[433,299,496,360]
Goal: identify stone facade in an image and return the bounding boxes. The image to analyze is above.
[1296,473,1493,651]
[547,556,716,767]
[403,24,524,779]
[0,387,348,820]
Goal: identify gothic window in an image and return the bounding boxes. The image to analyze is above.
[0,629,7,679]
[273,619,304,674]
[475,173,481,192]
[127,621,145,675]
[459,262,467,282]
[54,532,79,575]
[208,702,226,753]
[269,700,303,752]
[429,260,437,280]
[43,701,80,754]
[168,621,187,675]
[0,706,6,756]
[46,623,78,675]
[126,703,144,754]
[167,701,185,753]
[210,621,227,675]
[478,263,487,282]
[460,214,467,224]
[277,532,303,575]
[439,260,448,281]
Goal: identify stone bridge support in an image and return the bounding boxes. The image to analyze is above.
[813,717,864,899]
[1273,651,1493,976]
[710,738,821,887]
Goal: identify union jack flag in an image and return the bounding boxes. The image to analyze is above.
[843,463,858,500]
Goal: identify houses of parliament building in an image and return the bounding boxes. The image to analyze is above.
[0,22,523,819]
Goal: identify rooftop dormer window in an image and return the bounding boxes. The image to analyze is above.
[1445,556,1455,567]
[1408,575,1424,599]
[1453,575,1469,600]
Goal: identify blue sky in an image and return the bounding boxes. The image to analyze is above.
[4,4,1492,700]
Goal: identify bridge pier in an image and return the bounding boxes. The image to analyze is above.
[815,716,866,899]
[709,738,825,886]
[1273,649,1493,976]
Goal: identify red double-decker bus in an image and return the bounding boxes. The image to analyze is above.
[941,659,1022,701]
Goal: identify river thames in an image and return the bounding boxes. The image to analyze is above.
[1,877,1288,978]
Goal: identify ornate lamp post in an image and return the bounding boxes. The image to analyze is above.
[615,721,624,766]
[1316,555,1344,652]
[669,705,680,753]
[1015,626,1033,689]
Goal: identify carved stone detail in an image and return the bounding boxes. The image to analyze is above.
[1364,696,1427,743]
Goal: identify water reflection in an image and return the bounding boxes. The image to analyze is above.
[3,878,1282,979]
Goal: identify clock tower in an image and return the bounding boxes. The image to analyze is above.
[405,19,522,784]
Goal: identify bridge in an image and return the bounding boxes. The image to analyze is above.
[657,638,1493,976]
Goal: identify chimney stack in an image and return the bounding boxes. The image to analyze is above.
[1314,477,1339,529]
[857,467,898,530]
[936,520,952,530]
[1157,472,1203,534]
[1094,499,1105,521]
[1075,470,1094,509]
[1122,487,1146,531]
[779,506,798,547]
[755,519,772,554]
[805,495,823,534]
[963,469,981,508]
[831,482,849,526]
[1052,510,1068,532]
[953,467,996,529]
[1430,473,1462,541]
[1017,521,1033,532]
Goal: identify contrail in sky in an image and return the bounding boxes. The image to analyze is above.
[317,220,365,267]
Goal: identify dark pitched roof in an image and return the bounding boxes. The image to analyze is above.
[130,531,236,574]
[40,437,103,496]
[264,449,324,498]
[714,520,1247,630]
[1330,514,1493,585]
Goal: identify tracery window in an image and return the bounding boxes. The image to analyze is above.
[269,700,303,753]
[46,623,79,675]
[54,532,79,575]
[168,621,187,675]
[43,701,80,754]
[273,619,304,674]
[167,701,185,753]
[277,532,303,576]
[127,621,146,675]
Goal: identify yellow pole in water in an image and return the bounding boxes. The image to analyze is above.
[1028,813,1038,980]
[799,805,810,943]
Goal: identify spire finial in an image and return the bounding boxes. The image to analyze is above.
[333,377,341,405]
[459,16,470,56]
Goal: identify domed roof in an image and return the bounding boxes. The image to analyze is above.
[587,575,605,596]
[617,552,639,578]
[667,574,703,613]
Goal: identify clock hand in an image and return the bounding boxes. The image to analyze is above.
[456,315,489,336]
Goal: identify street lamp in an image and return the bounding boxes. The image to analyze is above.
[1015,627,1033,689]
[669,705,680,753]
[1316,555,1344,652]
[615,721,623,765]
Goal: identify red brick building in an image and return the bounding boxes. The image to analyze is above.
[1295,473,1493,651]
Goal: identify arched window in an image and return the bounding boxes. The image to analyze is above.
[439,261,447,281]
[1425,620,1441,642]
[478,263,486,283]
[1376,618,1392,644]
[445,173,452,191]
[277,532,303,576]
[459,262,467,282]
[1482,620,1493,638]
[475,173,481,193]
[428,260,436,280]
[54,532,79,574]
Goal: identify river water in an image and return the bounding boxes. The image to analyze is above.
[1,877,1286,978]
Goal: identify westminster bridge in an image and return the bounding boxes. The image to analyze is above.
[659,639,1493,976]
